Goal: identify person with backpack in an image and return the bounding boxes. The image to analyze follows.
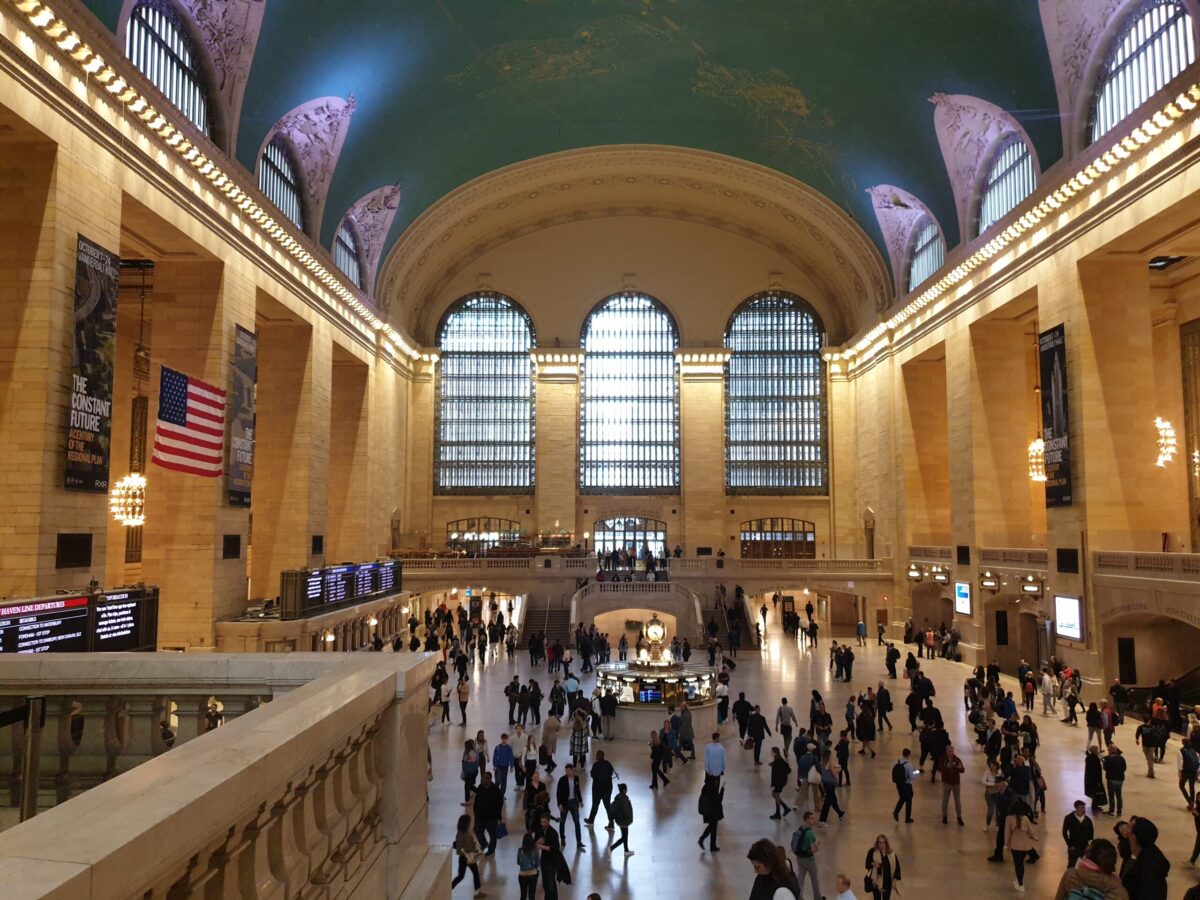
[747,838,801,899]
[891,748,919,824]
[608,783,634,857]
[1053,837,1125,900]
[791,811,821,900]
[1179,741,1200,806]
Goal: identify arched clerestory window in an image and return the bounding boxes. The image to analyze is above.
[977,134,1037,236]
[333,220,363,289]
[579,293,679,493]
[435,293,536,493]
[724,292,827,493]
[125,0,211,137]
[258,136,304,230]
[1090,0,1195,144]
[907,217,945,293]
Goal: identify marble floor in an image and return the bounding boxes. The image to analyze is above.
[428,611,1200,899]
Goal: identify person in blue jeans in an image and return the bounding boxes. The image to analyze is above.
[1103,744,1126,816]
[493,732,515,796]
[819,760,845,824]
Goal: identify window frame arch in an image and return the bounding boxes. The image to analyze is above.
[258,135,307,232]
[434,292,537,495]
[333,218,364,290]
[1087,0,1196,146]
[723,291,828,495]
[123,0,221,144]
[974,133,1037,238]
[906,216,945,293]
[579,292,680,495]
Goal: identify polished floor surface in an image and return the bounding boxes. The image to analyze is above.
[428,612,1200,899]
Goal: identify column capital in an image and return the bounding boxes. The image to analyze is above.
[675,348,730,381]
[531,349,584,382]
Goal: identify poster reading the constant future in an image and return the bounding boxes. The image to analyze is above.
[227,325,257,507]
[65,235,119,493]
[1039,323,1072,507]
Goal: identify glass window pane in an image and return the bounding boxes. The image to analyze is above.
[977,135,1036,235]
[259,138,304,230]
[580,293,679,493]
[1091,0,1194,144]
[907,218,945,293]
[435,294,536,493]
[334,222,363,289]
[724,293,827,493]
[125,0,210,137]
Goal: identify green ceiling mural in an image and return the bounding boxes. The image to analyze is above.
[81,0,1062,273]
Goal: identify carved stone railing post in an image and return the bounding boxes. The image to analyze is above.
[235,801,284,899]
[102,696,132,779]
[267,782,308,893]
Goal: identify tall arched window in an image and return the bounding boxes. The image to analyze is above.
[977,135,1036,236]
[1091,0,1195,143]
[259,137,304,230]
[435,294,536,493]
[125,0,211,136]
[580,293,679,493]
[725,293,826,493]
[907,217,945,293]
[334,221,363,289]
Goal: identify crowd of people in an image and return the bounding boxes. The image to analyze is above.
[421,591,1198,899]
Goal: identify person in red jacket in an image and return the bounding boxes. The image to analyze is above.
[938,744,966,825]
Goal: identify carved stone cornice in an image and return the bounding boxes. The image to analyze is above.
[377,146,892,344]
[930,93,1042,241]
[259,95,356,240]
[866,184,942,296]
[339,184,402,299]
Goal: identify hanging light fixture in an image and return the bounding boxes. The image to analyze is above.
[1028,439,1047,482]
[109,472,147,526]
[1155,417,1177,467]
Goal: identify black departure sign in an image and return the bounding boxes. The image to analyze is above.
[279,560,404,619]
[0,587,159,654]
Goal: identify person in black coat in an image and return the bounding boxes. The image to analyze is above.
[535,812,567,900]
[1121,817,1170,900]
[1084,745,1107,814]
[697,779,724,851]
[732,692,753,741]
[472,771,504,855]
[746,705,772,765]
[555,765,586,850]
[768,747,792,818]
[1062,800,1094,868]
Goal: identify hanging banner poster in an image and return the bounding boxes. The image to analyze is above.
[65,235,119,493]
[1039,323,1073,507]
[227,325,257,506]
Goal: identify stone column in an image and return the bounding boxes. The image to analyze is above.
[677,350,730,554]
[369,348,409,556]
[899,355,950,547]
[403,357,437,548]
[0,138,122,595]
[328,348,371,563]
[531,351,582,538]
[141,260,254,648]
[827,363,860,557]
[250,314,332,599]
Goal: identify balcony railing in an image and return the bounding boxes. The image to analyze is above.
[1094,551,1200,582]
[0,652,443,895]
[908,545,953,562]
[978,547,1049,569]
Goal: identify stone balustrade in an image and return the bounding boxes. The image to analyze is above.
[0,653,447,899]
[907,545,953,562]
[978,547,1049,569]
[399,555,892,580]
[1093,550,1200,581]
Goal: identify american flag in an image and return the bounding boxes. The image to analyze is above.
[151,366,226,477]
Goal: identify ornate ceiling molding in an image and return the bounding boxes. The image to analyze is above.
[1038,0,1140,155]
[377,146,890,344]
[930,93,1042,242]
[116,0,267,155]
[339,184,402,300]
[866,185,941,296]
[258,95,356,240]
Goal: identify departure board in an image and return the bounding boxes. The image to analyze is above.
[0,596,89,654]
[92,592,142,651]
[279,560,404,619]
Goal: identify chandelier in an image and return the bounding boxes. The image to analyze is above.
[1027,439,1047,482]
[109,473,147,527]
[1155,417,1177,467]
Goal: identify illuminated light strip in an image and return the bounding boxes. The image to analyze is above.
[827,84,1200,369]
[7,0,424,361]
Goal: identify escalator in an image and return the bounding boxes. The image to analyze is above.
[1124,662,1200,734]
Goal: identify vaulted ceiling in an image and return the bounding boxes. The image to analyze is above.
[82,0,1064,283]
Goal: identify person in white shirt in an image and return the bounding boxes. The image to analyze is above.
[833,873,857,899]
[1041,670,1056,716]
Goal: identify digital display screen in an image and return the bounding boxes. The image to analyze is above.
[303,571,324,605]
[324,566,352,604]
[0,596,89,654]
[1055,595,1083,641]
[280,561,404,620]
[954,581,972,616]
[93,592,141,651]
[378,562,398,593]
[354,564,377,597]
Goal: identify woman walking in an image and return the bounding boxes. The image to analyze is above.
[462,739,480,804]
[746,838,800,898]
[857,697,878,758]
[649,730,670,789]
[522,734,539,788]
[769,747,793,818]
[1086,702,1104,748]
[864,834,901,900]
[1004,802,1039,892]
[698,779,724,851]
[451,814,485,898]
[541,714,560,775]
[982,757,1005,829]
[570,712,590,769]
[516,832,539,900]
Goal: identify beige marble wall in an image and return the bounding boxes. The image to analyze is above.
[329,348,371,563]
[680,370,726,554]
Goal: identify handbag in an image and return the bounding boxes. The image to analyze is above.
[744,737,754,750]
[865,874,875,893]
[495,821,509,839]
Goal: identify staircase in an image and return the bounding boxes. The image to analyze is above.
[521,595,575,648]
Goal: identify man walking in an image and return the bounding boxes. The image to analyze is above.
[472,771,503,855]
[555,764,587,851]
[704,731,726,788]
[585,750,616,829]
[776,698,797,758]
[732,692,753,742]
[938,744,965,825]
[747,705,772,765]
[608,783,634,857]
[492,732,515,796]
[1061,800,1093,867]
[892,748,919,823]
[790,811,822,900]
